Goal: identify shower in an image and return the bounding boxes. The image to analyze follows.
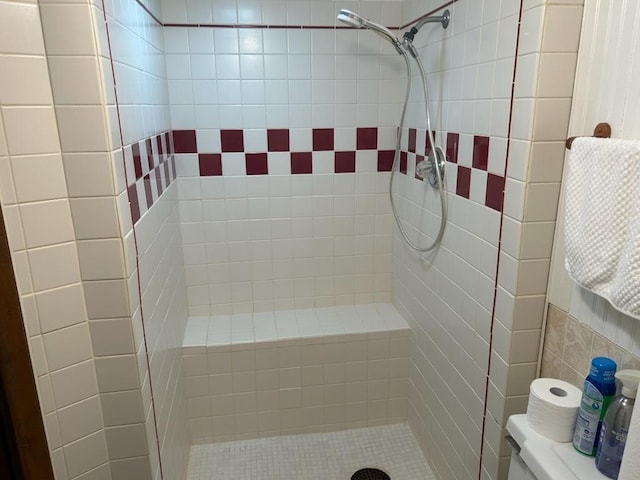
[337,9,450,253]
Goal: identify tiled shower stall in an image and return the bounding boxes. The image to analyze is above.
[0,0,592,479]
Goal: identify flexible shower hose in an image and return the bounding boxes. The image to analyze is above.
[389,51,448,253]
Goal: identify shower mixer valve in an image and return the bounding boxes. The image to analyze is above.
[415,146,446,187]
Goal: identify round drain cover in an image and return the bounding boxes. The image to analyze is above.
[351,468,391,480]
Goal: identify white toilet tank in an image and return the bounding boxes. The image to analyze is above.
[505,414,609,480]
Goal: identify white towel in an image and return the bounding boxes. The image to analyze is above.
[564,137,640,320]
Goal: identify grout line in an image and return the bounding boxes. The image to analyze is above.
[98,3,165,479]
[478,0,526,478]
[137,0,458,32]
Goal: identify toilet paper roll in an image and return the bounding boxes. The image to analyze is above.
[526,378,582,442]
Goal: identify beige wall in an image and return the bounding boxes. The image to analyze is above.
[546,1,640,374]
[541,305,640,387]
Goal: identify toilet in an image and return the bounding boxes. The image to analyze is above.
[505,414,608,480]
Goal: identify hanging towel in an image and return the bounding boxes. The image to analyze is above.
[564,136,640,320]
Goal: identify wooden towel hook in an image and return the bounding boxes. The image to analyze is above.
[566,122,612,149]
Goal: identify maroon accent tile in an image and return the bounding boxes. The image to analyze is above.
[199,153,222,176]
[486,173,505,212]
[447,132,459,163]
[155,167,163,197]
[246,153,268,175]
[163,161,170,187]
[400,151,407,174]
[220,129,244,152]
[146,138,154,170]
[173,130,197,153]
[408,128,416,153]
[127,184,140,225]
[473,135,490,170]
[166,131,174,155]
[143,174,153,209]
[335,151,356,173]
[425,130,436,155]
[356,128,377,150]
[156,135,163,158]
[132,142,143,180]
[456,166,471,199]
[267,129,290,152]
[377,150,395,172]
[171,156,177,181]
[313,128,334,151]
[291,152,312,174]
[415,155,424,180]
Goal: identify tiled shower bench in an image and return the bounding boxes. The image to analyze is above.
[182,303,411,444]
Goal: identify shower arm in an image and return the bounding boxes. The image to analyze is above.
[402,9,450,51]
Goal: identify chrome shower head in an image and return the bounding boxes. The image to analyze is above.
[337,9,366,28]
[337,9,404,54]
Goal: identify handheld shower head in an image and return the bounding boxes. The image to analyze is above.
[337,9,366,28]
[337,9,404,54]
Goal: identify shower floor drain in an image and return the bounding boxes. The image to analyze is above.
[351,468,391,480]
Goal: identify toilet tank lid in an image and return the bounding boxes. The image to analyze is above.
[506,415,608,480]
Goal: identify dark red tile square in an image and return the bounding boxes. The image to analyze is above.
[166,131,174,155]
[425,130,437,155]
[473,135,490,170]
[485,173,505,212]
[199,153,222,176]
[155,166,163,197]
[172,130,197,153]
[415,155,424,180]
[400,151,407,174]
[246,153,268,175]
[291,152,312,174]
[313,128,334,151]
[146,138,154,170]
[377,150,395,172]
[132,142,143,180]
[156,135,164,158]
[357,128,377,150]
[267,129,290,152]
[447,132,459,163]
[221,129,244,152]
[408,128,416,153]
[456,166,471,199]
[143,174,153,209]
[127,184,140,225]
[335,151,356,173]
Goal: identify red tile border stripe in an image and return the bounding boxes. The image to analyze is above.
[170,127,506,212]
[125,130,177,225]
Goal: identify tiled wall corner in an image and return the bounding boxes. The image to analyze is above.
[0,1,111,478]
[101,0,191,477]
[489,1,584,478]
[393,1,520,478]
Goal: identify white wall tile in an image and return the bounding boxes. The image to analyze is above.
[11,154,67,203]
[48,56,104,105]
[2,106,60,155]
[40,4,97,56]
[0,56,53,105]
[20,199,75,248]
[43,323,93,372]
[50,360,99,409]
[28,242,80,291]
[0,2,45,55]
